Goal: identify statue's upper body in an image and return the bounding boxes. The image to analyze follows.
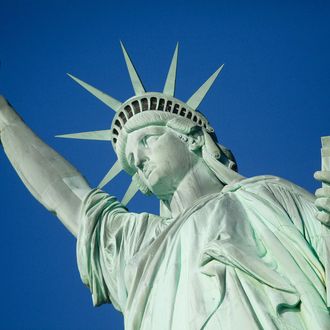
[78,176,329,330]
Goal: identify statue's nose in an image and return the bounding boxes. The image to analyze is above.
[134,147,148,171]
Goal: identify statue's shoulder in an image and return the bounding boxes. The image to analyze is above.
[223,175,315,202]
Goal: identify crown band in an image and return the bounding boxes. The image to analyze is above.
[111,92,214,145]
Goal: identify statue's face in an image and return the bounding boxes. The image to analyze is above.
[125,126,198,199]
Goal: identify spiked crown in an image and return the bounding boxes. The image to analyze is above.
[57,43,225,205]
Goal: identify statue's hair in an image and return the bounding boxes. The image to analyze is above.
[115,111,238,195]
[166,117,237,172]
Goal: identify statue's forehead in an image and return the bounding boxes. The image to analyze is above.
[127,125,167,140]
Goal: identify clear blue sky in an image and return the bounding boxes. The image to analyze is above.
[1,1,330,329]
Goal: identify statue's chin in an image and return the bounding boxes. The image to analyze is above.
[146,172,162,194]
[146,172,176,200]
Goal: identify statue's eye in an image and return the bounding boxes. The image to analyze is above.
[143,135,159,148]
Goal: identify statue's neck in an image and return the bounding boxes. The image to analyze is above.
[163,159,224,218]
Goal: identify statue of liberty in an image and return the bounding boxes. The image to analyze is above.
[1,43,330,329]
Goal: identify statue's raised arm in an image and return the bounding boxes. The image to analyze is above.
[0,96,92,236]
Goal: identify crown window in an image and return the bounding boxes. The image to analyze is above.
[114,119,122,129]
[150,97,157,110]
[125,105,133,118]
[165,101,172,112]
[180,108,187,116]
[141,98,148,111]
[173,104,180,114]
[119,112,127,123]
[158,98,165,111]
[132,101,141,114]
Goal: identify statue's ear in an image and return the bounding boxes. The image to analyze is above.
[188,130,205,151]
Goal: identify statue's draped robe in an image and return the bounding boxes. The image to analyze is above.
[77,176,330,329]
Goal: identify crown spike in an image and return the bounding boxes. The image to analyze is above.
[67,74,122,111]
[56,129,112,141]
[120,41,146,96]
[163,43,179,96]
[186,64,224,110]
[98,160,122,188]
[121,180,139,206]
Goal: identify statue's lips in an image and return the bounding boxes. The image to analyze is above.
[143,163,155,179]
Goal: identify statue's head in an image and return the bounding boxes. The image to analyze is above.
[115,110,237,199]
[58,43,241,205]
